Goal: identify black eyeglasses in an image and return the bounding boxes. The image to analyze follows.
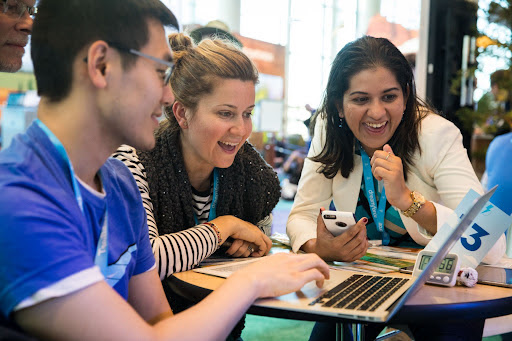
[107,41,174,86]
[1,0,37,19]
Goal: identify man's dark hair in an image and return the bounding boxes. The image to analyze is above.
[312,36,431,180]
[31,0,178,102]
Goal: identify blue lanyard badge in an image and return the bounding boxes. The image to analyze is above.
[35,119,109,276]
[193,168,219,225]
[359,144,390,245]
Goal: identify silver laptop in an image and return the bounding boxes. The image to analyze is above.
[194,187,497,323]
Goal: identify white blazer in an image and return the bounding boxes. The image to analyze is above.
[286,112,505,263]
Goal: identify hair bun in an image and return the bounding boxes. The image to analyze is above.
[168,33,193,52]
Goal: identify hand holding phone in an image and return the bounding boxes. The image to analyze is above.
[321,210,357,236]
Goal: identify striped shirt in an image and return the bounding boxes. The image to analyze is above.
[113,145,272,279]
[192,186,212,224]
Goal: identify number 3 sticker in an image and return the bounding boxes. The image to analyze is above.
[461,223,489,252]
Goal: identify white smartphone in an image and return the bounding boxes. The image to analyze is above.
[321,210,357,236]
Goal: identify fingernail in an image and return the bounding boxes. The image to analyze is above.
[362,217,368,224]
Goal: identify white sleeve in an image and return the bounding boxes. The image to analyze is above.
[426,116,483,208]
[397,115,484,245]
[286,116,334,253]
[112,145,219,279]
[14,267,104,311]
[401,115,505,261]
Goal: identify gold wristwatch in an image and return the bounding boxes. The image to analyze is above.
[402,191,426,218]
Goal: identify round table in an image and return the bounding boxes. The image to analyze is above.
[168,266,512,339]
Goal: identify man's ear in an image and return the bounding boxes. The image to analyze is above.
[85,41,111,89]
[172,101,189,129]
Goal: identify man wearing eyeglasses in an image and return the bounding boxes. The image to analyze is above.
[0,0,330,340]
[0,0,35,72]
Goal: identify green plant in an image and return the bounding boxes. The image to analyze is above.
[453,0,512,136]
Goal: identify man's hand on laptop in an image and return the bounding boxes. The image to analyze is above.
[229,253,330,298]
[210,215,272,258]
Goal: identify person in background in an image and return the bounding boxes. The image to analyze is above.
[286,35,505,341]
[0,0,34,72]
[113,32,281,338]
[489,69,511,112]
[304,103,317,137]
[0,1,329,340]
[280,104,316,200]
[280,148,306,200]
[475,69,512,135]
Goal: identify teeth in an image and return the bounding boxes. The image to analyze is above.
[366,122,386,128]
[220,141,238,146]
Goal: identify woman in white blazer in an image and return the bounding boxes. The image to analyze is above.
[286,36,504,264]
[293,34,505,341]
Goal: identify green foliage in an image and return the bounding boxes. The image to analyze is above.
[458,91,512,135]
[450,66,478,96]
[487,1,512,40]
[456,106,486,132]
[480,0,512,65]
[454,0,512,136]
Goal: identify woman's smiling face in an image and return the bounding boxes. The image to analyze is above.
[179,78,255,172]
[341,66,407,155]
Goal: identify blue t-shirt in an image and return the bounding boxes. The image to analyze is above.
[486,132,512,215]
[0,122,155,317]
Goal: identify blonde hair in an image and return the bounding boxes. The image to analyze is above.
[161,33,258,132]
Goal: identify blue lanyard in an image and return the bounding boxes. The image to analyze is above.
[359,144,390,245]
[35,119,109,275]
[193,168,219,225]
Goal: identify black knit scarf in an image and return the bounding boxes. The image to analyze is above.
[137,128,281,236]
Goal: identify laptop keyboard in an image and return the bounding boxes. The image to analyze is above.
[309,274,409,311]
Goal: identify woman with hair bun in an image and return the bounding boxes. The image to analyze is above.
[113,33,281,337]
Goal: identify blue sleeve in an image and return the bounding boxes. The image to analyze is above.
[485,134,512,215]
[0,175,95,317]
[105,158,155,276]
[134,211,156,276]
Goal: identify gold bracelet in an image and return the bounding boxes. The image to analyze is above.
[203,222,222,248]
[402,191,426,218]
